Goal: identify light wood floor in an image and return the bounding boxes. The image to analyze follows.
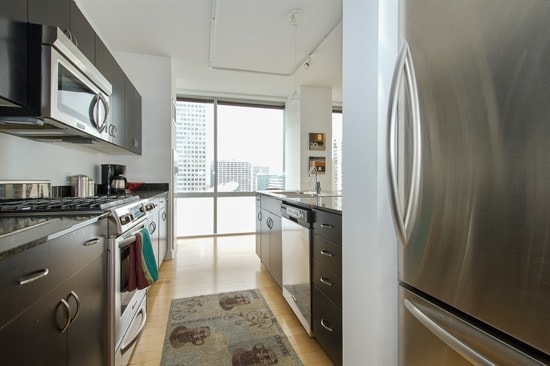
[128,234,334,366]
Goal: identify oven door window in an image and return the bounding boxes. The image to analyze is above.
[119,243,138,315]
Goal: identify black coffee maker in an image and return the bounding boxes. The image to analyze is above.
[100,164,126,195]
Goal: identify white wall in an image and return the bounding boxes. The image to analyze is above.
[109,52,172,184]
[0,52,173,188]
[284,85,332,191]
[300,86,332,192]
[284,98,300,190]
[342,1,398,365]
[0,131,112,185]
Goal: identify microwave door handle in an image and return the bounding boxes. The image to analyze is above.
[97,93,109,133]
[90,94,108,133]
[90,94,100,130]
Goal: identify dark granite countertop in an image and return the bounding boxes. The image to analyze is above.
[257,190,342,215]
[0,214,107,260]
[130,183,169,199]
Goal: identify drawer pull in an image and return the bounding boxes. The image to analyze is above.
[84,238,101,246]
[59,299,71,334]
[320,223,333,229]
[320,276,333,286]
[320,319,334,332]
[18,268,49,286]
[320,249,333,257]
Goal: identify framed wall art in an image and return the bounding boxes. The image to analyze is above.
[309,156,326,174]
[309,133,326,150]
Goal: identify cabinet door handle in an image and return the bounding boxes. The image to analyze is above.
[59,299,71,334]
[320,249,333,257]
[320,276,333,286]
[320,319,334,332]
[84,238,101,246]
[18,268,49,286]
[68,291,81,325]
[320,223,333,229]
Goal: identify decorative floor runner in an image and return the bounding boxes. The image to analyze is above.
[161,289,303,366]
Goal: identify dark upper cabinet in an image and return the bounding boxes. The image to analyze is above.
[0,0,28,107]
[69,2,96,62]
[28,0,71,30]
[2,0,27,21]
[28,0,96,62]
[125,77,142,155]
[96,37,126,147]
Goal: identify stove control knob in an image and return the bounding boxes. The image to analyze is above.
[120,214,133,225]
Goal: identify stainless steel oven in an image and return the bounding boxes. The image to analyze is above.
[107,199,154,366]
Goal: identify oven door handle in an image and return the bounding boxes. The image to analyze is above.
[118,224,146,249]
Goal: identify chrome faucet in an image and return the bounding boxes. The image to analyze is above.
[309,166,321,194]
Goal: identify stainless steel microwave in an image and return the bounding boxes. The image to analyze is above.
[0,24,112,144]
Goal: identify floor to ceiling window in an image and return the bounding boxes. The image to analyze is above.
[175,98,284,237]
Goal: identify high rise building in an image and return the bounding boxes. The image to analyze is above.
[216,160,251,192]
[175,102,209,192]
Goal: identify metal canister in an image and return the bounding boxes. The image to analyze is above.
[88,179,95,197]
[70,175,89,197]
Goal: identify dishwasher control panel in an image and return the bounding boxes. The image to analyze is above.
[281,203,311,227]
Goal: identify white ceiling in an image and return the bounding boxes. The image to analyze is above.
[77,0,343,104]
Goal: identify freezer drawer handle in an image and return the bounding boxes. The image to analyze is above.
[320,319,334,332]
[18,268,49,285]
[319,277,333,286]
[404,299,496,366]
[320,223,333,229]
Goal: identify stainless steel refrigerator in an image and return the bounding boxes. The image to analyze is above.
[387,1,550,364]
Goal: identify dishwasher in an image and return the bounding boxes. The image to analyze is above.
[281,202,313,336]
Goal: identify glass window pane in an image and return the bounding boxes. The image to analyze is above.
[176,197,213,236]
[217,196,255,235]
[175,101,214,193]
[217,104,284,192]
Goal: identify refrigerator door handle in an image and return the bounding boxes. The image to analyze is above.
[387,39,422,247]
[404,299,497,366]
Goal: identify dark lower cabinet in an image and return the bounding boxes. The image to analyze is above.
[0,254,106,366]
[312,209,342,365]
[0,219,107,365]
[256,195,283,288]
[312,287,343,365]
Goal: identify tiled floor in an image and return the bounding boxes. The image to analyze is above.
[128,234,333,365]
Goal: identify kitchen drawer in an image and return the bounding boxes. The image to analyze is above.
[0,218,106,329]
[312,261,342,307]
[312,287,342,365]
[312,234,342,275]
[261,195,282,216]
[312,210,342,244]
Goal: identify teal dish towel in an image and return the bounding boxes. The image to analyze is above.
[139,227,159,286]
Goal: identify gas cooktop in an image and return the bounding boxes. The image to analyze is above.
[0,195,139,215]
